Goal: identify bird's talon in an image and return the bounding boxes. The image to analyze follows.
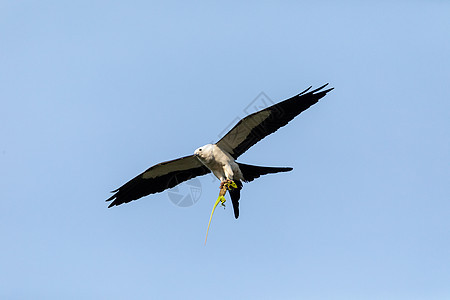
[223,180,238,190]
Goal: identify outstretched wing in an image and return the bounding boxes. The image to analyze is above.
[106,155,210,207]
[216,84,333,159]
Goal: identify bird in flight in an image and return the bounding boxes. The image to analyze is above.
[107,84,333,219]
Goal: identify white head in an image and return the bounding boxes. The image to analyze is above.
[194,144,214,162]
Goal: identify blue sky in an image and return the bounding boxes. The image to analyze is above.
[1,1,449,299]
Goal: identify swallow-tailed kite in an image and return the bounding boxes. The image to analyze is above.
[107,84,333,218]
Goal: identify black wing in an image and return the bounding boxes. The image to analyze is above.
[216,84,333,159]
[106,155,210,207]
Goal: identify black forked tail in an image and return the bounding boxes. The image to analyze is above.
[229,180,242,219]
[229,163,292,219]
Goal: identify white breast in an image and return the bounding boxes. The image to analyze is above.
[194,144,243,182]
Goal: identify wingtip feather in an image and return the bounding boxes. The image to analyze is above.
[299,86,313,96]
[311,83,330,93]
[298,83,333,97]
[106,194,115,202]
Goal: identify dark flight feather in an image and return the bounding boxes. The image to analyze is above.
[107,155,210,207]
[216,84,333,159]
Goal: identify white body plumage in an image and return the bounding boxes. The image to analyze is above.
[194,144,244,182]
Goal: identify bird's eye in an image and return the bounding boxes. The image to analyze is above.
[199,149,202,151]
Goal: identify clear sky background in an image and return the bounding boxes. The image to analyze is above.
[1,1,449,299]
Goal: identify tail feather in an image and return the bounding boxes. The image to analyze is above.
[229,163,292,219]
[229,180,242,219]
[237,162,293,182]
